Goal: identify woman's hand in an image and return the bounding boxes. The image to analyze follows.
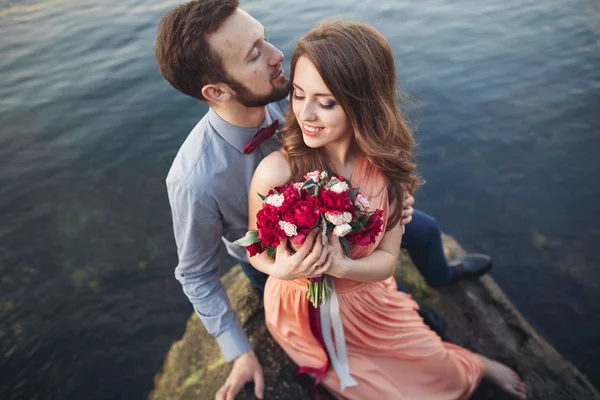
[269,228,334,280]
[323,232,350,279]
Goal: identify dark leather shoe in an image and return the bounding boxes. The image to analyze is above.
[417,305,447,340]
[450,253,492,283]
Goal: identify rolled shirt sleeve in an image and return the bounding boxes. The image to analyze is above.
[166,177,251,362]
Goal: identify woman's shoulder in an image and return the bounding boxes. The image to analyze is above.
[253,149,291,188]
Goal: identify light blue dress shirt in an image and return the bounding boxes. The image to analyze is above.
[166,99,287,362]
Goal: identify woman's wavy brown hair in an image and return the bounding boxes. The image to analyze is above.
[279,21,421,230]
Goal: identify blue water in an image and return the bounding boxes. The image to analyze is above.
[1,0,599,398]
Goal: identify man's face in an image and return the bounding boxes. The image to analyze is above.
[207,9,289,107]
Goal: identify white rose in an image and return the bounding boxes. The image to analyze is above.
[325,211,345,226]
[278,221,298,237]
[342,212,353,224]
[330,181,349,194]
[265,193,285,207]
[333,223,352,237]
[305,170,321,181]
[319,171,328,180]
[354,193,371,210]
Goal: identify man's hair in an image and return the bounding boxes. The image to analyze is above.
[154,0,239,101]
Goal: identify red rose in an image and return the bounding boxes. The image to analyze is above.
[317,188,354,215]
[283,195,320,239]
[278,185,301,214]
[349,209,384,246]
[256,205,285,248]
[245,242,264,257]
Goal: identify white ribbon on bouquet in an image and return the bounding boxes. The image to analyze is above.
[319,276,358,392]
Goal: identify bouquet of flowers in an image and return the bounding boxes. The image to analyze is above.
[234,170,384,307]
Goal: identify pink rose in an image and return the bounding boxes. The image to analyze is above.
[333,223,352,237]
[325,211,344,226]
[265,193,285,207]
[330,181,349,194]
[279,221,298,237]
[325,211,353,226]
[304,170,321,181]
[354,193,371,210]
[291,233,306,246]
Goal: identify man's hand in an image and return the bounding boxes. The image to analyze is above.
[401,194,415,225]
[401,194,415,234]
[215,350,264,400]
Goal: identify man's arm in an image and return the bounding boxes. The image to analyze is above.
[167,177,250,362]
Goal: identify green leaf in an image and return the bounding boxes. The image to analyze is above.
[232,230,260,247]
[301,180,317,191]
[350,220,364,231]
[339,237,352,258]
[299,180,320,197]
[321,280,328,305]
[300,180,322,198]
[257,193,266,201]
[266,245,276,259]
[348,188,359,201]
[307,281,317,307]
[326,177,340,188]
[358,214,370,226]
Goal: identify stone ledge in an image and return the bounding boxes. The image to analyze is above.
[150,234,600,400]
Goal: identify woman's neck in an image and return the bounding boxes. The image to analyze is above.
[324,136,360,179]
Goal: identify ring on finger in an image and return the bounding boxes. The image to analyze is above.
[312,263,320,269]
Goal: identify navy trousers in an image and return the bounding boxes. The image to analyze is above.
[240,209,453,293]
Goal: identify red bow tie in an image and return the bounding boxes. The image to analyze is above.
[243,120,279,154]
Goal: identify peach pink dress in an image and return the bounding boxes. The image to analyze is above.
[263,155,484,399]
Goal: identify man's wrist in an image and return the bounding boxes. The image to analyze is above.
[233,348,254,363]
[216,319,252,362]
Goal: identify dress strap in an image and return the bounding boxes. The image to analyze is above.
[319,276,359,391]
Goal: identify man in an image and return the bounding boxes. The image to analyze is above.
[155,1,492,399]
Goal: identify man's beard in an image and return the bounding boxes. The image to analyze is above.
[228,77,290,108]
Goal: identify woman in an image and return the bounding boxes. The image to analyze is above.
[247,21,527,399]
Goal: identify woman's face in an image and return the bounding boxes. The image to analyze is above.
[291,56,352,149]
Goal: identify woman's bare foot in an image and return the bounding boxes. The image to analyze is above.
[479,355,527,399]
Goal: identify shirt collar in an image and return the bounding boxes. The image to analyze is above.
[208,107,276,154]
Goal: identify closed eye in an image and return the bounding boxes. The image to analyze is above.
[318,102,336,110]
[293,91,337,110]
[250,37,269,62]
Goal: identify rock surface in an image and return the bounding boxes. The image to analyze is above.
[150,235,599,400]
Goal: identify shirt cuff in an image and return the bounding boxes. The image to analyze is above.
[216,318,252,362]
